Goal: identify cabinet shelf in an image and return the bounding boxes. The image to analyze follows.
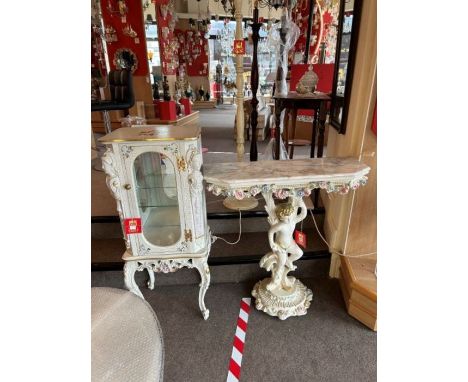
[136,186,177,192]
[139,202,179,208]
[140,206,182,247]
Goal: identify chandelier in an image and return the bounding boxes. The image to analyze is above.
[213,0,290,16]
[218,23,235,56]
[257,0,289,9]
[213,0,235,16]
[213,0,297,16]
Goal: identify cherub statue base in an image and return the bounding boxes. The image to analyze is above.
[252,277,313,320]
[250,194,314,320]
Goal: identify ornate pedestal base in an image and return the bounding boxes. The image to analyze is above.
[252,278,313,320]
[223,196,259,211]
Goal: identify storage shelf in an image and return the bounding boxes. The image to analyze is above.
[141,206,181,247]
[139,203,179,208]
[136,185,178,191]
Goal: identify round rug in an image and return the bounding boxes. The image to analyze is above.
[91,287,164,382]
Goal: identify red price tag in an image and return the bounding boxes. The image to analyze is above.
[124,218,142,234]
[294,230,307,248]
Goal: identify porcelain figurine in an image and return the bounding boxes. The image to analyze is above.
[185,83,193,99]
[262,201,307,291]
[296,65,319,94]
[163,75,171,101]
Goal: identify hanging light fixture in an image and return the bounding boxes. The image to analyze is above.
[212,0,235,16]
[213,0,289,18]
[257,0,290,10]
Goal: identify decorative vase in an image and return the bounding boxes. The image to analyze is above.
[160,4,168,19]
[198,85,205,100]
[185,83,193,99]
[296,65,319,94]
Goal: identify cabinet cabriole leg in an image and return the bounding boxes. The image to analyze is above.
[124,261,144,299]
[193,258,210,320]
[147,268,155,290]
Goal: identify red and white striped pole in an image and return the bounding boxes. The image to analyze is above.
[226,298,251,382]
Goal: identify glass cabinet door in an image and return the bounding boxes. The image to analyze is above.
[133,151,181,247]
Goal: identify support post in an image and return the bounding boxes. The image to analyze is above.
[235,0,245,161]
[250,4,262,162]
[303,0,315,64]
[275,15,288,160]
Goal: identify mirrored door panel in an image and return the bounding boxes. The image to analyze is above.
[330,0,362,134]
[133,151,181,247]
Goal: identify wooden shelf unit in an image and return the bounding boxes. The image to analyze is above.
[339,255,377,331]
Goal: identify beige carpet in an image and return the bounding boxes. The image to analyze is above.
[91,279,376,382]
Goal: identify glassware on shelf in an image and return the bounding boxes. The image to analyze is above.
[120,115,146,127]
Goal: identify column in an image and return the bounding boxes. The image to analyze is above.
[234,0,245,161]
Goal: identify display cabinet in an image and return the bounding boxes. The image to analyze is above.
[99,124,211,319]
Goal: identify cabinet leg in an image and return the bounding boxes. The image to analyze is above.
[193,257,210,320]
[124,261,144,299]
[147,268,155,290]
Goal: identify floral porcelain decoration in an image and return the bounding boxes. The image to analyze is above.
[205,176,368,199]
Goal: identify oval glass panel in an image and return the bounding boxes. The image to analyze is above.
[133,152,181,247]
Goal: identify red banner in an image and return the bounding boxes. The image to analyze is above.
[233,40,245,55]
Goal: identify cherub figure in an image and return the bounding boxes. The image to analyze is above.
[260,198,307,292]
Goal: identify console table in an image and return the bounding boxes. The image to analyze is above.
[204,157,370,320]
[273,92,331,160]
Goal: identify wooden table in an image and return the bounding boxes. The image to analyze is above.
[273,92,331,160]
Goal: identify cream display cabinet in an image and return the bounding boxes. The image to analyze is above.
[99,124,211,319]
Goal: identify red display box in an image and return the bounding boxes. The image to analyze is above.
[152,99,160,119]
[290,64,334,93]
[180,98,192,115]
[290,64,335,117]
[159,100,177,121]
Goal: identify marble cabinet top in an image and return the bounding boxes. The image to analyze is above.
[203,157,370,198]
[99,124,201,143]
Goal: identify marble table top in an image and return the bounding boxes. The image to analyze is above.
[273,91,331,101]
[203,157,370,199]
